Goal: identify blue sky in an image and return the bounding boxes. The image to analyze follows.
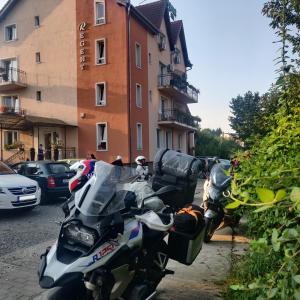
[0,0,278,132]
[135,0,277,132]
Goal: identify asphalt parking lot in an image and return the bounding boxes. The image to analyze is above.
[0,181,247,300]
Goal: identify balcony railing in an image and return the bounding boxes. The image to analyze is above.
[0,105,25,115]
[0,67,27,91]
[158,73,199,103]
[158,109,200,129]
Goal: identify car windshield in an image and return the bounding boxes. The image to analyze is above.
[0,162,15,175]
[210,163,231,190]
[48,163,71,174]
[75,161,137,216]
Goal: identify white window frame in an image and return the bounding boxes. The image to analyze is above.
[95,82,106,106]
[4,24,17,42]
[1,95,19,112]
[95,38,106,65]
[136,123,143,150]
[94,0,106,26]
[135,42,142,69]
[136,83,142,108]
[4,130,18,146]
[96,122,108,151]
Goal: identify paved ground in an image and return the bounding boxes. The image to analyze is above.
[0,181,248,300]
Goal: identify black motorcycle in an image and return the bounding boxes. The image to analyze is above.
[203,163,235,242]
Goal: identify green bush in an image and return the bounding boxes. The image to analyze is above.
[224,83,300,299]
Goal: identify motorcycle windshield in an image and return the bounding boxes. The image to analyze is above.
[210,163,231,190]
[75,161,137,216]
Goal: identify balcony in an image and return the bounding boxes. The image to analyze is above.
[158,109,200,130]
[158,73,199,104]
[0,68,27,91]
[0,105,25,116]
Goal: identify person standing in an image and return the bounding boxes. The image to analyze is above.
[37,144,44,161]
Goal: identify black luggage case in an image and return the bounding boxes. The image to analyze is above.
[152,149,202,209]
[168,217,205,265]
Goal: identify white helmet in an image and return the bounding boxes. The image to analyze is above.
[116,155,122,160]
[135,155,146,165]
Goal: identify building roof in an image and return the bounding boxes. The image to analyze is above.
[171,20,192,68]
[136,0,168,29]
[0,0,18,21]
[136,0,192,68]
[0,114,76,130]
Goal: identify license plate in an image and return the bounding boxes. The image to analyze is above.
[63,179,69,183]
[19,195,36,201]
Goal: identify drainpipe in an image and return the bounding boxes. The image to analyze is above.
[64,126,67,159]
[127,0,132,165]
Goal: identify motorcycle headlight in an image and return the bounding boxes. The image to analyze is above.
[63,223,96,248]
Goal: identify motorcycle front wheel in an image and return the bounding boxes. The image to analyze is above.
[204,218,215,243]
[43,283,91,300]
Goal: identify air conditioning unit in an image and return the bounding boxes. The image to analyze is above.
[97,58,105,65]
[96,18,105,25]
[97,100,105,106]
[167,64,175,72]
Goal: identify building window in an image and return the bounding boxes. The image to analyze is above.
[149,90,152,102]
[166,131,172,149]
[95,0,105,25]
[96,39,106,65]
[137,123,143,150]
[178,134,182,149]
[36,91,41,101]
[5,24,17,41]
[1,96,19,112]
[135,43,141,68]
[34,16,40,27]
[36,52,41,63]
[159,96,167,114]
[95,82,106,106]
[158,33,166,51]
[148,52,152,65]
[136,84,142,108]
[96,122,108,151]
[4,130,18,146]
[174,49,181,64]
[156,128,161,148]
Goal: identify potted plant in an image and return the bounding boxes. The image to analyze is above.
[4,141,24,151]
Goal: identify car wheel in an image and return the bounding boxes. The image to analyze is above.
[20,206,36,212]
[40,191,48,205]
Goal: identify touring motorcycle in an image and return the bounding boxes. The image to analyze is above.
[203,163,239,242]
[38,150,204,300]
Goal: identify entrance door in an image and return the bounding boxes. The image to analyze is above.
[44,133,52,160]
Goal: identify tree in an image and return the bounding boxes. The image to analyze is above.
[195,128,241,159]
[228,91,261,146]
[262,0,300,70]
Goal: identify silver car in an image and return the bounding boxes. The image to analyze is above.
[0,161,41,210]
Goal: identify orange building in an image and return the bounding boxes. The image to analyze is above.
[0,0,200,164]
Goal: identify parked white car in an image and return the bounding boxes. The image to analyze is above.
[0,161,41,210]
